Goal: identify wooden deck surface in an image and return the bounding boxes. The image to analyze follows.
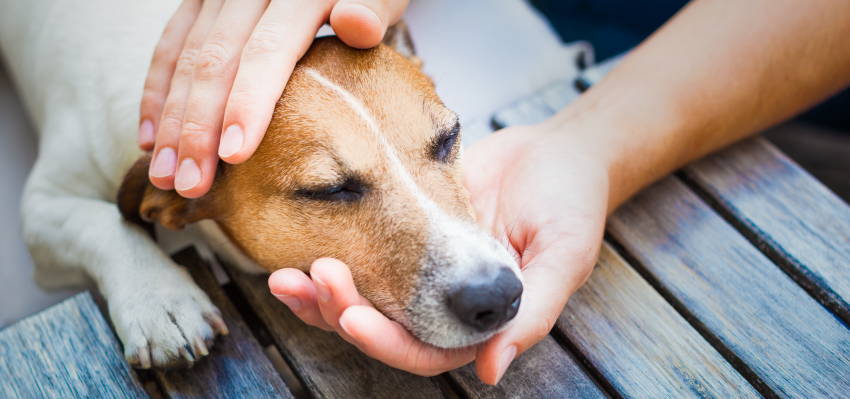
[2,82,849,398]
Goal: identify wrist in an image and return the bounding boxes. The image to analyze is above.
[539,92,685,213]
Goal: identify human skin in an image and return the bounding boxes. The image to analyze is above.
[139,0,409,198]
[268,0,850,384]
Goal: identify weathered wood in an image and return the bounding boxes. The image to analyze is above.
[608,177,850,398]
[154,249,293,399]
[449,336,607,399]
[0,292,148,399]
[560,243,758,398]
[229,269,447,399]
[683,135,850,323]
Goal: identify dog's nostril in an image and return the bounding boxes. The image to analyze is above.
[447,267,523,332]
[474,310,497,325]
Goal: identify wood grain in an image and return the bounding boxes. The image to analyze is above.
[0,292,148,399]
[154,249,293,399]
[558,243,759,398]
[683,136,850,323]
[229,269,447,399]
[608,177,850,398]
[449,336,607,399]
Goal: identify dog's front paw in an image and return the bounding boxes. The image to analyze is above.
[108,268,228,369]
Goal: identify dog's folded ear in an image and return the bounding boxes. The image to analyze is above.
[117,154,212,230]
[383,20,421,67]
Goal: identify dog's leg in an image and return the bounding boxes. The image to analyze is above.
[22,186,226,369]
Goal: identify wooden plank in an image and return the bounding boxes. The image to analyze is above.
[558,243,758,398]
[229,269,447,399]
[608,177,850,398]
[0,292,148,399]
[154,248,293,399]
[683,135,850,323]
[449,336,607,398]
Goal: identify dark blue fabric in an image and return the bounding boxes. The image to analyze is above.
[530,0,850,130]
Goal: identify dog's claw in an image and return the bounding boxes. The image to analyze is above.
[138,347,152,370]
[179,345,195,364]
[193,335,209,357]
[208,312,229,336]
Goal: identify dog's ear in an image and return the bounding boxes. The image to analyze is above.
[383,20,421,67]
[117,154,212,230]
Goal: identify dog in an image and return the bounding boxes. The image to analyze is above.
[1,1,523,369]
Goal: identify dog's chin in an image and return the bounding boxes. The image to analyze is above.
[411,320,506,349]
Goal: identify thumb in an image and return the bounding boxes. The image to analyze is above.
[475,242,598,385]
[330,0,410,48]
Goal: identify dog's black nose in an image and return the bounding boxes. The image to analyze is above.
[447,267,523,332]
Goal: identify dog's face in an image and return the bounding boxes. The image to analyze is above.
[121,37,522,348]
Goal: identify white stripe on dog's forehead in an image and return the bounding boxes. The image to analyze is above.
[304,68,436,213]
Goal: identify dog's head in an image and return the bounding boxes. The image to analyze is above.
[120,31,522,348]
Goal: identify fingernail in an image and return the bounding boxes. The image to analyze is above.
[273,294,302,311]
[138,119,154,146]
[174,158,201,191]
[314,277,331,302]
[219,124,243,158]
[494,345,517,384]
[338,315,355,338]
[150,147,177,178]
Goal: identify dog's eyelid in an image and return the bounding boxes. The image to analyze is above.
[430,120,461,162]
[294,176,367,202]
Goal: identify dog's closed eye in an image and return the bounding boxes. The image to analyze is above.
[431,120,460,163]
[296,177,366,202]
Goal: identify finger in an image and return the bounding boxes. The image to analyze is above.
[218,0,331,165]
[330,0,410,49]
[310,258,370,330]
[339,306,476,376]
[174,0,269,198]
[149,0,224,189]
[268,268,334,331]
[139,0,202,150]
[475,242,598,385]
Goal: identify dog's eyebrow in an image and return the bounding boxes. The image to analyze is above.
[424,98,459,133]
[438,116,460,134]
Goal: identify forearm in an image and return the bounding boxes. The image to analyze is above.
[547,0,850,212]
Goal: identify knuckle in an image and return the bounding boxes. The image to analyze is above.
[244,23,284,57]
[175,48,200,76]
[151,43,175,67]
[195,40,231,79]
[181,119,213,138]
[159,111,185,133]
[531,314,557,344]
[140,90,165,110]
[226,88,255,108]
[143,76,165,93]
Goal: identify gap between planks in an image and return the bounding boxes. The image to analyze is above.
[602,234,779,399]
[677,170,850,327]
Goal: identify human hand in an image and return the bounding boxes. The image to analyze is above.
[140,0,409,198]
[268,258,477,376]
[269,120,611,384]
[461,121,609,383]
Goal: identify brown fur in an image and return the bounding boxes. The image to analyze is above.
[119,36,473,320]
